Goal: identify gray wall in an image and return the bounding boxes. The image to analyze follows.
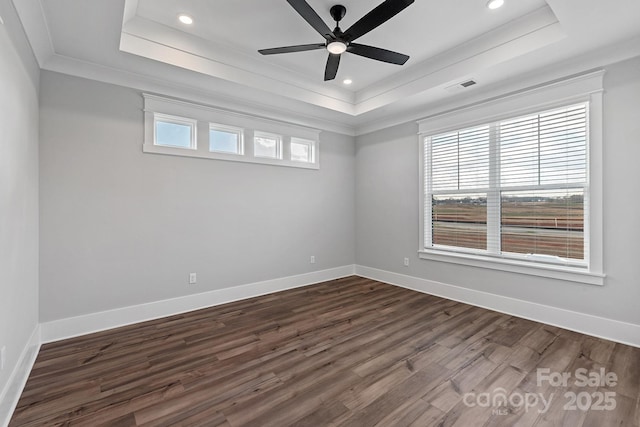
[0,0,40,404]
[356,56,640,326]
[39,71,356,322]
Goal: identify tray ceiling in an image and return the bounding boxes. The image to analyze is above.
[11,0,640,134]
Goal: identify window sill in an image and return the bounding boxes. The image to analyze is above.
[418,249,605,286]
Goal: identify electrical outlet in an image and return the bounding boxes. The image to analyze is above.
[1,346,6,371]
[310,256,316,264]
[189,273,197,284]
[403,257,410,267]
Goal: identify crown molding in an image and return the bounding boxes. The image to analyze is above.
[10,0,53,67]
[416,69,605,135]
[353,36,640,136]
[120,16,357,115]
[11,0,640,137]
[9,0,356,135]
[353,6,564,115]
[42,53,357,136]
[118,3,565,118]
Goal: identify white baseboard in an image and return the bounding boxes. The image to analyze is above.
[355,265,640,348]
[0,325,41,427]
[41,265,356,343]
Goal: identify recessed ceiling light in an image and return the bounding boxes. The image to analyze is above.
[178,14,193,25]
[343,79,353,85]
[487,0,504,9]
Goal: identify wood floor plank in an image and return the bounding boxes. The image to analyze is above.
[408,403,446,427]
[8,276,639,426]
[609,344,640,399]
[372,397,434,427]
[581,391,638,427]
[334,368,447,427]
[289,401,350,427]
[423,380,462,414]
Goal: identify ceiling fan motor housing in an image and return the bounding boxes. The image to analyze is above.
[330,5,347,23]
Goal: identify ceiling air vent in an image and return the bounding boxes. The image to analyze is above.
[444,79,478,93]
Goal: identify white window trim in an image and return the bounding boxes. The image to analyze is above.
[152,113,197,150]
[290,137,316,164]
[209,123,244,155]
[254,131,283,160]
[417,70,605,286]
[143,94,320,170]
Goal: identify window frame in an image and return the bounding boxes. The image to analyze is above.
[290,137,316,164]
[153,113,197,150]
[417,71,605,285]
[142,94,320,169]
[253,131,282,160]
[209,123,244,155]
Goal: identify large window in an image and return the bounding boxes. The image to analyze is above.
[419,71,604,285]
[426,103,588,268]
[425,103,588,266]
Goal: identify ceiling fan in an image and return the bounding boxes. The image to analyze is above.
[258,0,414,81]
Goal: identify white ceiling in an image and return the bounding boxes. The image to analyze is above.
[134,0,548,90]
[11,0,640,135]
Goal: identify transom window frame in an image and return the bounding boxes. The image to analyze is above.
[253,131,283,160]
[153,113,197,150]
[209,123,244,155]
[143,94,320,170]
[290,137,316,164]
[417,71,605,286]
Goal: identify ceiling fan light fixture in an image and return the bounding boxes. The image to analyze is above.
[327,41,347,55]
[178,14,193,25]
[258,0,413,81]
[487,0,504,9]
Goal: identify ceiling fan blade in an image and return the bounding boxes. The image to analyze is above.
[286,0,335,40]
[347,43,409,65]
[259,43,326,55]
[342,0,414,42]
[324,53,341,81]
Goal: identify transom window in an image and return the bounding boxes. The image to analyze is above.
[424,103,588,267]
[291,138,315,163]
[210,124,243,155]
[143,94,319,169]
[254,131,282,159]
[154,114,196,149]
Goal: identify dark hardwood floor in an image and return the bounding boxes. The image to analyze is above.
[9,276,640,426]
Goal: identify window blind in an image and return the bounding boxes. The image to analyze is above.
[500,104,587,188]
[429,125,490,250]
[425,102,588,266]
[431,125,490,191]
[498,104,587,261]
